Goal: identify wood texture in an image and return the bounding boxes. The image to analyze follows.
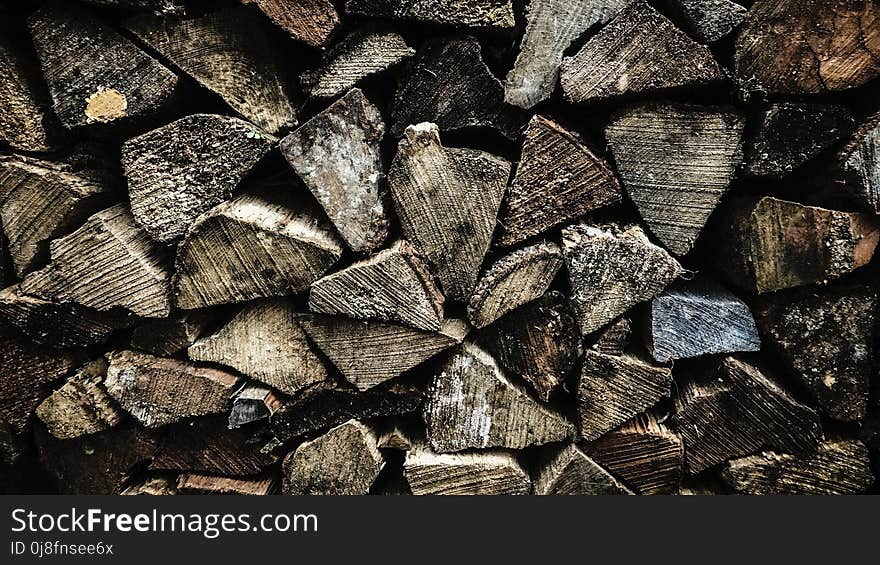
[242,0,340,47]
[0,36,59,152]
[589,316,632,357]
[404,445,530,495]
[534,443,633,495]
[345,0,515,28]
[177,473,278,495]
[229,383,282,429]
[832,112,880,213]
[130,312,211,356]
[674,0,747,43]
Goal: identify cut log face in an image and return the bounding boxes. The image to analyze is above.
[675,0,748,43]
[388,123,510,301]
[735,0,880,96]
[835,113,880,213]
[27,1,179,130]
[281,89,388,253]
[589,316,632,357]
[0,37,59,152]
[584,412,684,495]
[478,291,581,402]
[242,0,340,47]
[122,114,276,244]
[282,419,384,495]
[345,0,516,28]
[104,350,241,429]
[504,0,636,109]
[229,383,282,429]
[177,473,278,495]
[302,32,414,99]
[130,312,211,356]
[188,300,330,396]
[20,205,173,318]
[560,2,724,105]
[404,445,531,495]
[299,315,467,391]
[755,284,877,422]
[673,357,822,474]
[424,342,576,452]
[174,193,343,310]
[646,278,761,363]
[562,222,684,335]
[606,104,745,256]
[498,116,623,248]
[721,439,874,495]
[534,443,633,495]
[309,240,445,332]
[125,6,299,134]
[578,350,673,441]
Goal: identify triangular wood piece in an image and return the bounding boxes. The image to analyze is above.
[424,342,576,452]
[561,2,723,104]
[122,114,276,244]
[674,0,747,43]
[281,89,389,253]
[309,240,445,331]
[299,315,467,391]
[20,205,173,318]
[606,103,745,256]
[242,0,340,47]
[174,192,343,310]
[562,222,684,335]
[589,316,632,357]
[404,445,531,495]
[130,311,211,356]
[534,443,633,495]
[389,123,510,301]
[229,383,282,429]
[345,0,515,29]
[832,113,880,214]
[0,37,60,152]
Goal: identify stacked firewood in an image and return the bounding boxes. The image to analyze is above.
[1,0,879,496]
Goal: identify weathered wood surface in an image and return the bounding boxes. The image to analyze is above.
[423,342,575,452]
[309,240,445,331]
[241,0,340,47]
[177,473,278,495]
[832,113,880,213]
[282,419,384,495]
[388,123,510,301]
[561,2,723,105]
[673,357,822,473]
[606,103,745,256]
[562,222,684,335]
[174,193,342,310]
[281,89,388,253]
[0,36,59,152]
[119,475,179,496]
[35,359,123,440]
[674,0,747,43]
[346,0,515,28]
[229,383,282,429]
[404,446,531,495]
[20,205,173,318]
[588,316,632,357]
[534,443,633,495]
[299,316,466,391]
[130,312,211,356]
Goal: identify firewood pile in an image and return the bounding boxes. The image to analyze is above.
[1,0,879,496]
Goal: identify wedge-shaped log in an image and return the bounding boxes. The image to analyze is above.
[389,123,510,301]
[105,350,240,428]
[229,383,282,429]
[562,222,684,335]
[606,104,745,256]
[309,240,444,331]
[35,359,123,440]
[674,0,747,43]
[346,0,515,28]
[534,443,633,495]
[831,113,880,214]
[174,193,342,309]
[122,114,275,244]
[242,0,339,47]
[177,473,278,496]
[130,312,211,356]
[404,446,531,495]
[188,300,329,396]
[721,440,874,495]
[589,316,632,357]
[561,2,723,104]
[0,37,59,152]
[281,89,388,253]
[299,316,467,391]
[424,342,575,452]
[20,205,172,318]
[673,357,822,474]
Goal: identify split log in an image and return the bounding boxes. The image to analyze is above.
[755,284,877,422]
[120,476,178,496]
[605,103,745,256]
[577,350,673,441]
[345,0,515,28]
[83,0,186,14]
[533,443,633,495]
[404,446,531,495]
[309,240,445,332]
[174,193,342,310]
[299,316,467,391]
[562,222,684,335]
[721,439,874,495]
[423,342,575,452]
[229,384,283,429]
[104,350,241,428]
[560,2,724,105]
[646,278,761,363]
[121,114,276,244]
[0,36,60,152]
[130,312,211,356]
[583,412,683,495]
[710,196,879,294]
[497,115,623,247]
[735,0,880,96]
[829,113,880,214]
[125,6,299,134]
[302,32,414,99]
[478,291,581,402]
[588,316,632,357]
[28,1,179,131]
[242,0,340,47]
[281,88,388,253]
[392,38,525,140]
[673,357,822,474]
[377,419,418,451]
[282,419,384,495]
[504,0,636,109]
[388,123,511,301]
[468,242,564,328]
[673,0,747,43]
[177,473,278,495]
[189,300,329,396]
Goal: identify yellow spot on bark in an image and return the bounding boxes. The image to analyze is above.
[84,87,128,123]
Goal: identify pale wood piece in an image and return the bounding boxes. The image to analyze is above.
[534,443,633,495]
[120,476,179,496]
[345,0,515,28]
[229,383,283,429]
[674,0,747,43]
[832,113,880,213]
[242,0,340,47]
[130,312,211,356]
[0,36,59,152]
[404,445,531,495]
[177,473,278,495]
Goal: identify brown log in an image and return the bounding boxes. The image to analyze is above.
[533,443,633,495]
[830,112,880,214]
[130,311,211,356]
[177,473,278,495]
[229,383,283,429]
[0,36,61,152]
[588,316,632,357]
[403,445,531,495]
[345,0,515,28]
[35,359,124,439]
[242,0,340,47]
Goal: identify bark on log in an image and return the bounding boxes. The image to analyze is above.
[673,0,747,43]
[177,473,278,495]
[533,443,633,495]
[404,445,531,495]
[241,0,340,47]
[229,383,282,429]
[35,359,124,439]
[0,36,60,152]
[130,312,211,356]
[345,0,516,29]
